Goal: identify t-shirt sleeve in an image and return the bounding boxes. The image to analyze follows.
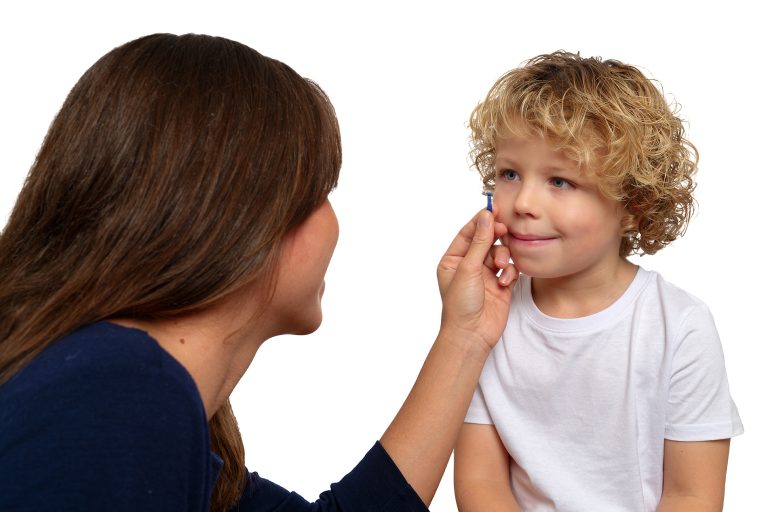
[464,382,493,424]
[0,347,212,511]
[664,304,744,441]
[232,442,428,511]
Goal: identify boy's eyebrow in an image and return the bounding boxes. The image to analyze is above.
[494,155,522,169]
[495,156,579,175]
[544,164,580,176]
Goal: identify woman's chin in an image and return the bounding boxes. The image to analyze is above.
[287,307,323,336]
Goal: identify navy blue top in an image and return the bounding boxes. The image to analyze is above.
[0,322,427,511]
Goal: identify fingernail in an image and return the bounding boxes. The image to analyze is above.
[479,211,491,230]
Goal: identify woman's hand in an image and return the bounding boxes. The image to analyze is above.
[380,209,517,506]
[437,209,517,356]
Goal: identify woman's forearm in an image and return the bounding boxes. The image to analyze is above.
[381,210,514,506]
[380,329,489,506]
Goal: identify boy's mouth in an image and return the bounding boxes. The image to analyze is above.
[510,232,557,242]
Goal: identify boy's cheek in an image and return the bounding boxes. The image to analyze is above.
[490,190,509,215]
[495,204,515,228]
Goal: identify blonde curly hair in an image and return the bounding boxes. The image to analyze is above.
[470,51,698,257]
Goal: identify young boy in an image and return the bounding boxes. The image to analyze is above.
[454,52,743,511]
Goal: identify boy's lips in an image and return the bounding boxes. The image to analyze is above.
[510,232,557,242]
[507,232,558,251]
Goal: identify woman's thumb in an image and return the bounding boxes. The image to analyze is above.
[463,210,493,265]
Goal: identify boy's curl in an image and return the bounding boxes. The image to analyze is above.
[469,51,698,257]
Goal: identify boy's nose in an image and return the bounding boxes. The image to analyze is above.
[512,184,540,218]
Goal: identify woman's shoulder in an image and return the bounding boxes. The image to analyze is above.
[6,321,196,393]
[0,321,213,510]
[0,320,207,441]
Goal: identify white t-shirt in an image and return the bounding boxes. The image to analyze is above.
[465,267,743,511]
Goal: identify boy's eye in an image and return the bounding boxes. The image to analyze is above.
[551,177,572,189]
[499,169,520,181]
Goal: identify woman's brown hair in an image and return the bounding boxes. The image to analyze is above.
[0,33,341,510]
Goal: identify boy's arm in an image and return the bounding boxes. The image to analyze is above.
[454,423,521,512]
[657,439,730,512]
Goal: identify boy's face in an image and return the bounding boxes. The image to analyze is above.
[493,131,627,281]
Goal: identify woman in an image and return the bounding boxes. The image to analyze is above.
[0,33,517,511]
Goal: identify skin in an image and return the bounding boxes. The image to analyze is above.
[657,439,730,511]
[454,131,729,511]
[493,131,637,316]
[115,201,341,419]
[117,199,519,507]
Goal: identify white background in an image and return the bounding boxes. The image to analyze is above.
[1,1,764,509]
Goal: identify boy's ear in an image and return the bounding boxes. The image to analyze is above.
[620,211,640,236]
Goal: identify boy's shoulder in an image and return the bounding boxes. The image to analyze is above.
[642,268,710,312]
[639,268,721,344]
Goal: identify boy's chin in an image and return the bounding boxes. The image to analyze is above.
[513,263,567,280]
[510,259,537,277]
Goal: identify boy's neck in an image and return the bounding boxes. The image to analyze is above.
[530,259,638,319]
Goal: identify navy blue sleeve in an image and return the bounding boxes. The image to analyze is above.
[232,442,429,512]
[1,324,430,512]
[0,326,215,512]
